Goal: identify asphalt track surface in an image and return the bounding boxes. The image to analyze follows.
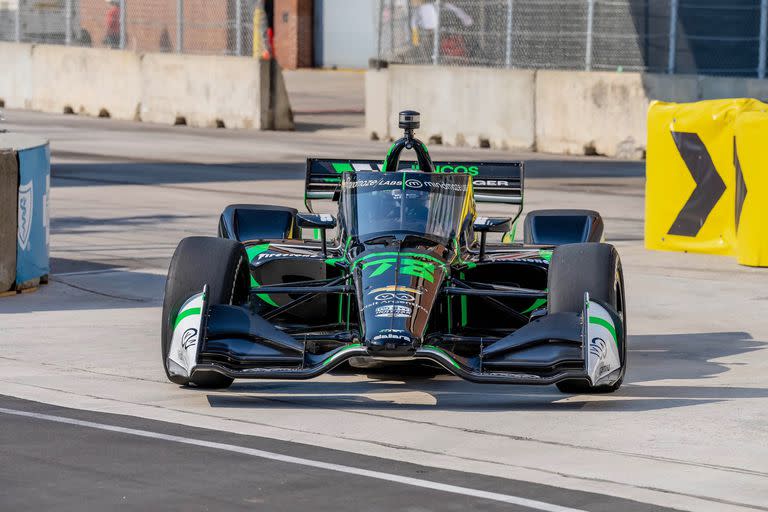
[1,103,767,512]
[0,395,680,512]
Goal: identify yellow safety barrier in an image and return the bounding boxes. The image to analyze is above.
[734,112,768,267]
[645,99,768,266]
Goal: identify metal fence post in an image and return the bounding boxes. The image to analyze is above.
[176,0,184,53]
[235,0,243,56]
[65,0,72,45]
[667,0,678,74]
[759,0,768,78]
[432,0,441,65]
[376,0,384,65]
[119,0,126,49]
[505,0,514,68]
[14,4,20,42]
[585,0,594,71]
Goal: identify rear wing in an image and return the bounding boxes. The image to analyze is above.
[305,158,524,212]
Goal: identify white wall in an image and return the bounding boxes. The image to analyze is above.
[314,0,378,69]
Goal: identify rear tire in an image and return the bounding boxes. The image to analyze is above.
[161,236,250,389]
[547,243,626,394]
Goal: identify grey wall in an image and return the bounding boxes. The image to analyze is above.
[314,0,378,69]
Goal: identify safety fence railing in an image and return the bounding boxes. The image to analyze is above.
[3,0,767,76]
[0,0,270,57]
[376,0,768,78]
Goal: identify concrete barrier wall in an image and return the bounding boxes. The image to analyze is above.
[31,46,142,120]
[0,43,293,131]
[0,43,34,109]
[367,65,768,159]
[365,69,389,141]
[140,54,268,129]
[387,65,535,150]
[535,71,699,158]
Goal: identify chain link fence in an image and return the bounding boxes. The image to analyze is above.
[377,0,768,77]
[0,0,270,56]
[2,0,766,75]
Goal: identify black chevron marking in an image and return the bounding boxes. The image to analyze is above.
[734,137,747,232]
[668,132,727,237]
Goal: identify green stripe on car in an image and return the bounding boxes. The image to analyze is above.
[332,162,353,173]
[589,316,618,347]
[521,298,547,314]
[422,345,460,369]
[174,307,201,329]
[321,343,363,366]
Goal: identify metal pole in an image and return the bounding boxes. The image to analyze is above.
[405,0,411,54]
[176,0,184,53]
[375,0,384,66]
[14,3,20,42]
[432,0,441,65]
[65,0,72,45]
[585,0,594,71]
[759,0,768,78]
[235,0,242,55]
[119,0,126,49]
[505,0,513,68]
[667,0,678,74]
[389,0,394,54]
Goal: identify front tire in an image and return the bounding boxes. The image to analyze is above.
[547,243,626,394]
[161,236,250,389]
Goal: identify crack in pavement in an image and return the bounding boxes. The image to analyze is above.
[50,277,149,302]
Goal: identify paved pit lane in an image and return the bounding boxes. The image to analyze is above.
[0,109,766,512]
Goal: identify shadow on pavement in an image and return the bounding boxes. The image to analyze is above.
[50,156,643,189]
[0,267,165,313]
[204,331,765,412]
[627,331,763,381]
[50,257,123,274]
[293,113,364,133]
[51,161,306,188]
[524,158,644,178]
[51,214,204,235]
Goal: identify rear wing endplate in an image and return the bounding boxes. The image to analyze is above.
[305,158,524,212]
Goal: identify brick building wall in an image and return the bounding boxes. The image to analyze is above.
[78,0,236,55]
[273,0,312,69]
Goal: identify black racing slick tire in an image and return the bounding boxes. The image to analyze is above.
[547,243,627,394]
[161,236,250,389]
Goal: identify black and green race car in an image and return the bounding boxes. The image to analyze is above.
[162,111,627,394]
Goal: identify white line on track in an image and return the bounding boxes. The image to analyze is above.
[0,406,587,512]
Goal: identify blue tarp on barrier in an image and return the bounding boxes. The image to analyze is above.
[16,143,50,285]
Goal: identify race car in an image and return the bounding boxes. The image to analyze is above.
[161,111,627,394]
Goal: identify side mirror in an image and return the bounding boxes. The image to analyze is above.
[297,213,337,230]
[473,217,511,261]
[474,217,512,233]
[297,213,336,257]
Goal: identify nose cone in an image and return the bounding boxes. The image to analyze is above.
[353,250,446,358]
[366,330,418,356]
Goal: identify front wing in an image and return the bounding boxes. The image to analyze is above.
[167,289,623,387]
